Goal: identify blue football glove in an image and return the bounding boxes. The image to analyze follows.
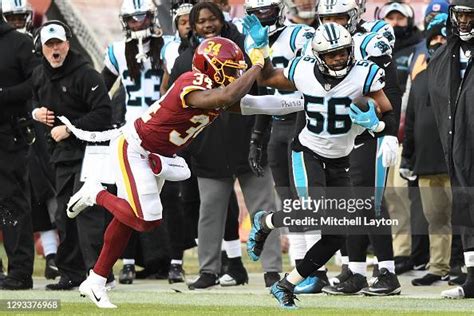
[242,14,269,48]
[349,100,380,132]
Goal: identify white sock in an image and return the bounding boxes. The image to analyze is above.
[287,268,304,285]
[122,259,135,265]
[171,259,183,265]
[349,261,367,277]
[341,256,349,265]
[224,239,242,258]
[464,251,474,267]
[89,270,107,287]
[265,213,275,229]
[378,260,395,273]
[40,229,58,257]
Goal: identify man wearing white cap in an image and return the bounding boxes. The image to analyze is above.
[31,21,113,291]
[377,1,423,93]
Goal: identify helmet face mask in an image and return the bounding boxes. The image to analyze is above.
[317,0,360,34]
[193,37,248,86]
[245,0,284,34]
[2,0,32,34]
[119,0,162,39]
[284,0,318,19]
[312,22,354,78]
[450,5,474,41]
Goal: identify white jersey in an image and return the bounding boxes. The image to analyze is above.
[269,24,314,99]
[161,34,181,74]
[104,40,164,123]
[284,56,385,158]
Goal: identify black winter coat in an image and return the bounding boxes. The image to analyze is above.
[0,21,39,123]
[31,50,111,164]
[402,69,447,176]
[428,37,474,226]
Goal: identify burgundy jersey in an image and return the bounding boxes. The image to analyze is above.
[134,71,220,157]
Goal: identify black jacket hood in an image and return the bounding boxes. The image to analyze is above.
[0,20,15,36]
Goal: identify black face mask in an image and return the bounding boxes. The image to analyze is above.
[393,25,410,38]
[428,42,443,56]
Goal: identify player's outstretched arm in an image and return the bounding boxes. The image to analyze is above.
[242,15,296,92]
[185,65,263,110]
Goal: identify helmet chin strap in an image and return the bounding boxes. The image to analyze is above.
[127,29,152,64]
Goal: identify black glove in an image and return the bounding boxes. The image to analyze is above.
[248,131,264,177]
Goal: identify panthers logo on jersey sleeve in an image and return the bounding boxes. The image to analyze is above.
[284,56,384,158]
[353,32,392,61]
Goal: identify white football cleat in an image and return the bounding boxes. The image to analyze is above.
[441,287,465,299]
[79,278,117,308]
[67,179,104,219]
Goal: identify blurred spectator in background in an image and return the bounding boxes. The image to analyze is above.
[378,1,423,93]
[402,13,452,287]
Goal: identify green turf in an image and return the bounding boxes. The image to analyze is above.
[0,291,473,315]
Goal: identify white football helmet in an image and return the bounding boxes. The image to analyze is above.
[450,3,474,42]
[317,0,360,35]
[284,0,318,19]
[171,3,192,32]
[245,0,285,35]
[2,0,33,34]
[312,22,354,78]
[120,0,162,39]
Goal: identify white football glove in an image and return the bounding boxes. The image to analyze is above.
[377,135,398,167]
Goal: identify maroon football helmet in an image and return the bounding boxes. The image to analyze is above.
[192,37,247,86]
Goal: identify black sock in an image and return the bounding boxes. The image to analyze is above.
[228,257,244,267]
[466,267,474,283]
[279,276,296,292]
[296,235,344,277]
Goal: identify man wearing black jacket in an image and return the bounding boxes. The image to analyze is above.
[0,11,38,290]
[31,21,112,290]
[402,15,452,286]
[170,2,282,289]
[429,0,474,299]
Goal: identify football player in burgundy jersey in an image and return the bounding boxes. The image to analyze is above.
[63,37,265,308]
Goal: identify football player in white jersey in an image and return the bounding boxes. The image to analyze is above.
[317,0,402,296]
[244,17,397,308]
[244,0,327,294]
[102,0,164,124]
